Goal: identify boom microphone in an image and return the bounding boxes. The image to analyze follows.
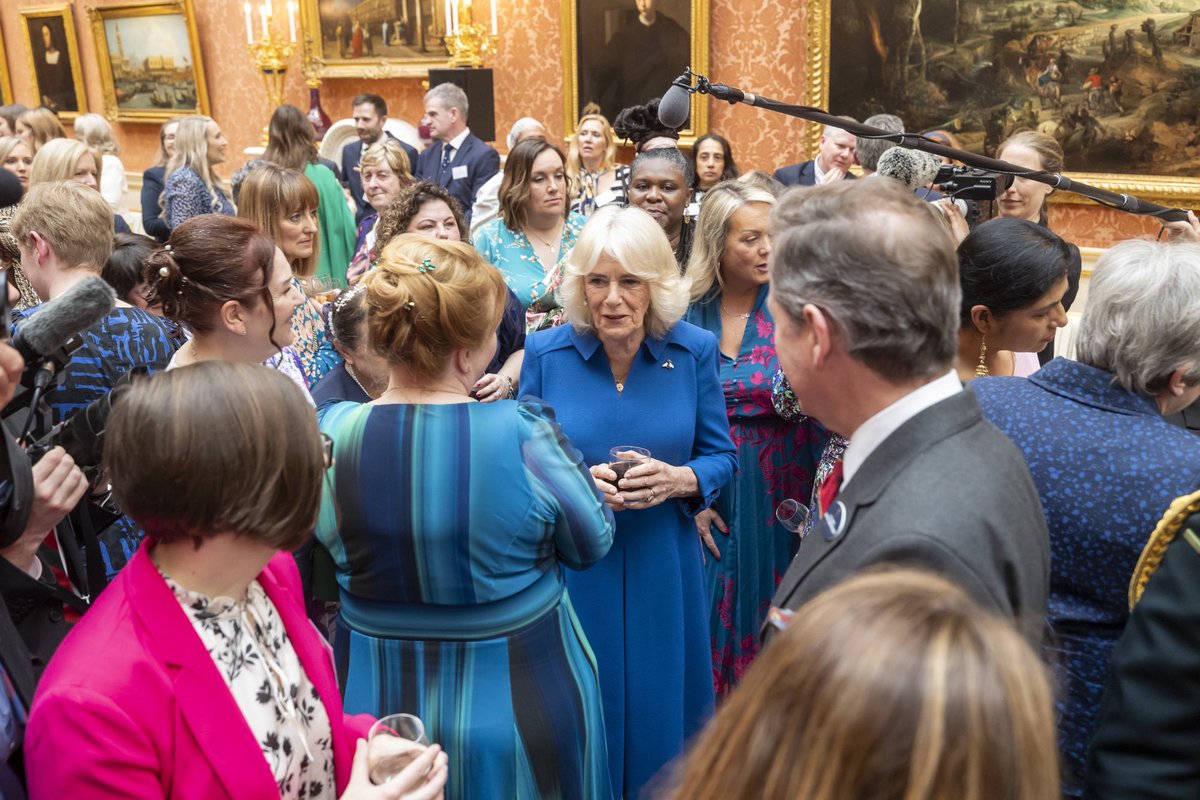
[876,147,941,191]
[10,276,117,368]
[659,75,694,129]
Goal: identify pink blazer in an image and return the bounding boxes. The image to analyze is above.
[24,544,373,799]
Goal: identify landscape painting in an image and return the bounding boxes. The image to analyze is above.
[88,1,209,122]
[300,0,453,80]
[818,0,1200,198]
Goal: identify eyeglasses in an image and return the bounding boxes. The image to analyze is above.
[321,432,334,470]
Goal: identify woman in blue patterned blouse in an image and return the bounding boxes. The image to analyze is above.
[683,180,826,696]
[475,138,586,330]
[318,235,615,800]
[162,116,233,229]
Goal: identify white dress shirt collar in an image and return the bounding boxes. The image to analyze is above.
[445,128,471,154]
[841,370,962,487]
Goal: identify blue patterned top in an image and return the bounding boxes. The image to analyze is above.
[973,357,1200,796]
[474,213,586,310]
[316,399,614,604]
[163,167,234,229]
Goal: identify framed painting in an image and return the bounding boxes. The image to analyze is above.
[561,0,709,144]
[87,0,209,123]
[806,0,1200,205]
[20,4,87,119]
[299,0,454,80]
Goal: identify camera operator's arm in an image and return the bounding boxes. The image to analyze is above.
[1165,210,1200,243]
[932,199,971,245]
[0,448,88,576]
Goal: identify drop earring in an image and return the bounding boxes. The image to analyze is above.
[976,336,988,378]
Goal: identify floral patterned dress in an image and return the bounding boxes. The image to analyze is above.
[164,573,336,799]
[684,285,828,696]
[474,212,586,331]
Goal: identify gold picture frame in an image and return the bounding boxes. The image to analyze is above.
[803,0,1200,206]
[299,0,454,81]
[561,0,709,145]
[86,0,209,123]
[0,21,14,106]
[20,4,87,119]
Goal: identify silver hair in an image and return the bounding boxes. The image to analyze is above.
[1075,239,1200,394]
[769,180,960,383]
[506,117,544,149]
[856,114,905,171]
[425,82,469,117]
[558,205,690,339]
[687,181,776,302]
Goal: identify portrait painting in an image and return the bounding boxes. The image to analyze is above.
[810,0,1200,203]
[562,0,709,142]
[300,0,454,80]
[20,5,86,118]
[88,1,210,123]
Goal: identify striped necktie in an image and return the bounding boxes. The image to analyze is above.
[440,144,453,179]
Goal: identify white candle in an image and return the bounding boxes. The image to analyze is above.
[265,0,272,17]
[450,0,459,34]
[244,2,254,42]
[490,0,497,35]
[444,0,453,34]
[259,4,268,37]
[287,1,296,42]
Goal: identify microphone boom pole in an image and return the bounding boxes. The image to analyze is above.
[663,69,1189,223]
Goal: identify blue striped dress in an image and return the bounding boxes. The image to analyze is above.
[316,399,615,800]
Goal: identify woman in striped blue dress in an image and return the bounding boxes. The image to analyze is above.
[316,234,615,800]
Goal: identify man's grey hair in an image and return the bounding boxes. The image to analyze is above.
[768,179,960,383]
[856,114,905,171]
[507,117,544,149]
[1075,239,1200,394]
[425,82,469,117]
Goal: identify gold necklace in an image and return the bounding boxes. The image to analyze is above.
[527,222,563,252]
[720,304,752,320]
[612,369,629,394]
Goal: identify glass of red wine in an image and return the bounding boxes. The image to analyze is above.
[607,446,651,489]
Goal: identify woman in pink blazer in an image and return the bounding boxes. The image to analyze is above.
[23,362,448,800]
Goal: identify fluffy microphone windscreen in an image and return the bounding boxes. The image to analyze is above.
[16,276,117,358]
[876,147,942,191]
[658,83,692,130]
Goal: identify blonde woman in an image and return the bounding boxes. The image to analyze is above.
[345,138,412,281]
[0,136,37,308]
[566,113,619,216]
[0,136,33,194]
[659,569,1061,800]
[163,115,232,229]
[74,113,127,212]
[15,107,65,154]
[29,138,131,236]
[683,180,826,697]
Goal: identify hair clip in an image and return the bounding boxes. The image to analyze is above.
[418,258,437,274]
[158,266,170,277]
[333,282,367,314]
[403,300,416,311]
[163,244,172,252]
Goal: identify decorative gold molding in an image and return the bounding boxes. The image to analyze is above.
[0,19,13,105]
[804,0,1200,207]
[19,4,87,120]
[86,0,209,124]
[298,0,452,82]
[560,0,709,147]
[1129,489,1200,610]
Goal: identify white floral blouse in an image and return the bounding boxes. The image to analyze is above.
[164,573,337,799]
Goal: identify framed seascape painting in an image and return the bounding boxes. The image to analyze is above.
[299,0,454,80]
[20,4,87,119]
[561,0,709,143]
[805,0,1200,204]
[88,0,209,123]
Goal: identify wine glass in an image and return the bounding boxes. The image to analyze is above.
[307,275,345,305]
[367,713,430,785]
[776,499,810,535]
[608,445,651,488]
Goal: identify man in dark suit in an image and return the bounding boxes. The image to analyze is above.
[415,82,500,225]
[1086,490,1200,800]
[764,179,1050,646]
[340,92,418,224]
[772,120,859,187]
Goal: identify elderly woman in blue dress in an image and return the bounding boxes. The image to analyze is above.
[521,204,736,798]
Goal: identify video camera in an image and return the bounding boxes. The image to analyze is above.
[933,165,1013,202]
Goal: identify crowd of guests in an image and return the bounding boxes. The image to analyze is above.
[0,90,1197,800]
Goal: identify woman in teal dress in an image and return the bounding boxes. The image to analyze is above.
[474,138,585,330]
[316,236,614,800]
[684,181,827,696]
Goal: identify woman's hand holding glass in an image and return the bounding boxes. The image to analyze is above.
[340,737,448,800]
[592,446,699,512]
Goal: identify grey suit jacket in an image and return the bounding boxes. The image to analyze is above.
[768,390,1050,645]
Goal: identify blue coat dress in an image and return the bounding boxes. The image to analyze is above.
[521,321,736,798]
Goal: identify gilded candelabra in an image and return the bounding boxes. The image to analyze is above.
[244,1,298,145]
[445,0,499,68]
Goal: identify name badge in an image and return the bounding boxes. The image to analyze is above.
[451,165,469,180]
[821,500,848,542]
